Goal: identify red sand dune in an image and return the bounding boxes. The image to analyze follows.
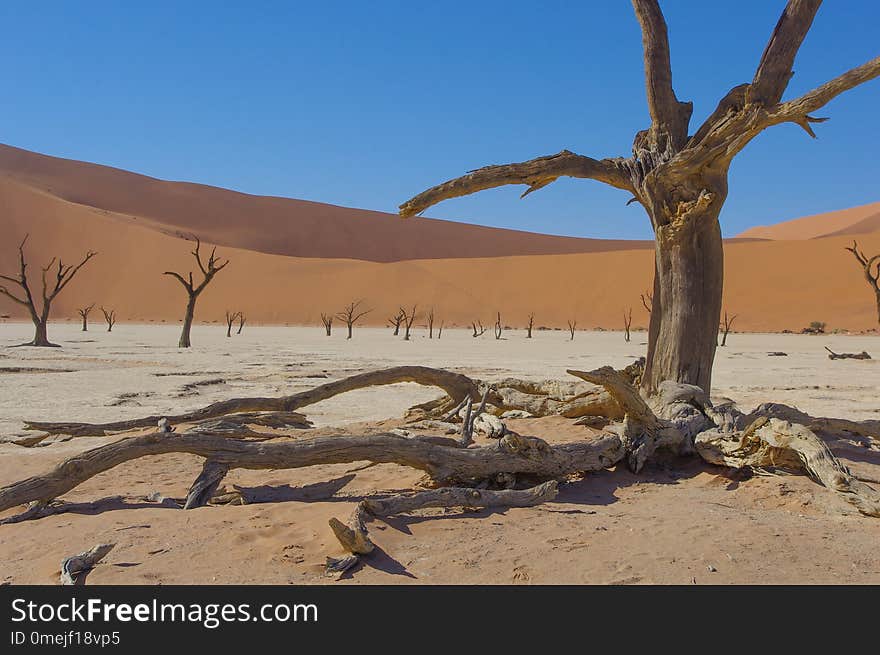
[737,201,880,241]
[0,143,653,263]
[1,145,879,333]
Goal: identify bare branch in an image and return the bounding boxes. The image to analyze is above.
[772,55,880,124]
[630,0,692,150]
[749,0,822,106]
[399,150,632,218]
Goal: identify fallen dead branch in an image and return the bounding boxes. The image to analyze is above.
[23,366,482,438]
[328,481,558,560]
[61,543,115,585]
[0,429,623,514]
[825,346,871,360]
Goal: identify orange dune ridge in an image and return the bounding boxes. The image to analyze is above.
[737,200,880,240]
[0,145,879,333]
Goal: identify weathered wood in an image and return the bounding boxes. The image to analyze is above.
[23,366,481,436]
[696,417,880,517]
[60,543,115,585]
[184,460,230,509]
[0,430,624,514]
[329,481,558,556]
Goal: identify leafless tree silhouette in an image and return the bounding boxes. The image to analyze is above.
[320,313,333,336]
[225,311,242,337]
[77,303,96,332]
[164,238,228,348]
[624,308,633,342]
[100,307,116,332]
[845,240,880,325]
[0,235,97,346]
[337,300,371,339]
[719,311,737,346]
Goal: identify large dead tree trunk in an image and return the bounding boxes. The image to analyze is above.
[398,0,880,395]
[164,238,228,348]
[0,235,97,347]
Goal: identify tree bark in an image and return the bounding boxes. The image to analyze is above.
[30,319,54,347]
[179,297,196,348]
[642,193,724,393]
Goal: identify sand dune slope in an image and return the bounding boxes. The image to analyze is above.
[0,143,654,262]
[737,201,880,240]
[2,173,879,332]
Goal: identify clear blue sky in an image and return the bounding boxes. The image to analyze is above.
[1,1,878,239]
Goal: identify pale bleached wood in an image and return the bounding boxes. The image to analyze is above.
[0,430,623,514]
[60,543,115,585]
[696,417,880,517]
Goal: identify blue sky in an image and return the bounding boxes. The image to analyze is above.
[1,1,878,239]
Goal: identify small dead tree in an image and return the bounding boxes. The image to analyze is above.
[719,311,737,346]
[472,321,486,338]
[567,319,577,341]
[164,238,228,348]
[402,305,418,341]
[0,235,97,347]
[224,311,242,337]
[237,313,245,334]
[845,240,880,325]
[624,308,633,342]
[77,304,95,332]
[100,307,116,332]
[337,300,371,340]
[426,307,435,338]
[494,312,503,340]
[526,313,535,338]
[320,313,333,336]
[437,321,444,339]
[388,310,405,336]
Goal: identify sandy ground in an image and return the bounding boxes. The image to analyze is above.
[1,323,879,584]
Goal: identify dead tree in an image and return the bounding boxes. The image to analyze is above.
[100,307,116,332]
[567,320,577,341]
[388,309,405,336]
[624,308,633,342]
[526,313,535,338]
[225,311,242,337]
[640,291,653,314]
[237,314,245,334]
[845,240,880,325]
[77,304,95,332]
[437,321,444,339]
[0,235,97,347]
[337,300,371,339]
[402,305,418,341]
[719,310,737,346]
[399,0,880,394]
[472,321,486,337]
[164,238,228,348]
[426,307,435,338]
[320,313,333,336]
[494,312,503,340]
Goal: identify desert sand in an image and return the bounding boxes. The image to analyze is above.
[1,323,879,585]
